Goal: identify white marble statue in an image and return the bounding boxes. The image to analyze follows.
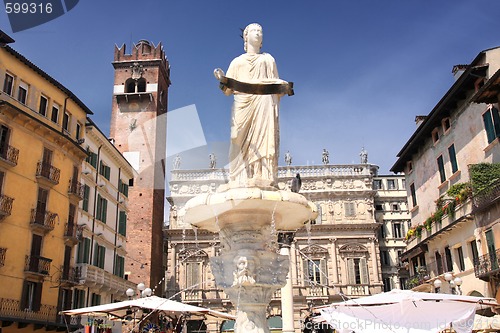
[214,23,292,188]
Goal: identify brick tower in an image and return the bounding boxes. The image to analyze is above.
[109,40,170,294]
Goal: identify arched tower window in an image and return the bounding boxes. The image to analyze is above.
[137,78,146,93]
[125,79,136,93]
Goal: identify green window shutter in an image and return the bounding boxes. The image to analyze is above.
[360,257,369,284]
[124,184,128,197]
[483,110,496,143]
[83,238,90,264]
[93,244,99,266]
[99,246,106,269]
[119,211,127,236]
[96,195,102,221]
[320,259,328,285]
[120,256,125,277]
[493,107,500,139]
[347,259,356,284]
[105,166,110,180]
[102,199,107,223]
[82,185,90,212]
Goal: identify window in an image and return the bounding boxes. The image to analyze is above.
[62,112,70,132]
[393,222,403,239]
[456,247,465,271]
[118,211,127,236]
[119,179,129,197]
[3,73,13,95]
[407,161,413,173]
[20,281,42,311]
[125,79,136,93]
[91,293,101,306]
[39,95,48,117]
[185,261,201,288]
[51,104,59,123]
[35,187,49,223]
[392,203,400,211]
[482,107,500,144]
[114,255,125,277]
[375,204,383,211]
[99,162,111,181]
[303,258,327,285]
[432,128,440,143]
[470,240,479,265]
[410,183,417,207]
[76,122,82,140]
[137,78,146,92]
[0,125,11,160]
[76,237,91,264]
[448,144,458,174]
[345,202,356,217]
[445,246,453,272]
[373,180,382,190]
[383,277,392,292]
[86,150,98,169]
[442,117,451,132]
[401,179,406,189]
[96,195,108,223]
[379,224,386,238]
[73,289,85,309]
[93,244,105,269]
[380,250,390,266]
[437,155,446,183]
[436,251,444,275]
[82,184,90,212]
[347,258,368,284]
[17,81,28,104]
[387,179,397,190]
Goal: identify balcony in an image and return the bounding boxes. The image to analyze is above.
[59,265,80,286]
[0,144,19,166]
[36,161,60,185]
[474,248,500,281]
[64,222,79,245]
[473,178,500,214]
[68,179,84,200]
[0,193,14,218]
[183,289,204,302]
[0,297,78,330]
[76,263,136,294]
[0,247,6,267]
[30,209,57,232]
[24,255,52,276]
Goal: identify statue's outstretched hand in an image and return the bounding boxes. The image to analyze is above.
[214,68,225,81]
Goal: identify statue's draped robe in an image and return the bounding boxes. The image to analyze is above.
[226,52,281,186]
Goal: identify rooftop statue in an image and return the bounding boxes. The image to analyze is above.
[214,23,293,188]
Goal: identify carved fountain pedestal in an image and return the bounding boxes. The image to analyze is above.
[184,187,315,333]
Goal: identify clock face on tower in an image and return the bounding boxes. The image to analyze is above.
[129,102,140,112]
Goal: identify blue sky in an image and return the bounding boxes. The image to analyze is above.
[2,1,500,173]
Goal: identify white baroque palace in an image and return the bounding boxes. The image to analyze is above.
[165,162,409,332]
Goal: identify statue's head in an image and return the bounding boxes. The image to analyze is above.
[243,23,263,52]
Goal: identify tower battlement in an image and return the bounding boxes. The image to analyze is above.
[114,40,167,64]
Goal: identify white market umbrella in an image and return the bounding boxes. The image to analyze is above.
[318,289,497,333]
[62,295,235,320]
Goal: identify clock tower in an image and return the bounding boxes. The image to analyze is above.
[109,40,170,294]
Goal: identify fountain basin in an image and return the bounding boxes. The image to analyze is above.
[183,187,317,232]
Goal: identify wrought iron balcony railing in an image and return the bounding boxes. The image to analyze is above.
[474,248,500,278]
[0,144,19,166]
[36,161,60,184]
[68,179,84,200]
[0,247,6,268]
[0,297,57,322]
[30,209,57,231]
[473,178,500,214]
[0,194,14,217]
[25,255,52,276]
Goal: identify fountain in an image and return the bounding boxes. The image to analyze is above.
[183,23,316,333]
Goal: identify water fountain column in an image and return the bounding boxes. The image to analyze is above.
[279,233,296,333]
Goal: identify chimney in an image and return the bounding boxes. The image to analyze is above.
[415,115,427,127]
[452,64,468,81]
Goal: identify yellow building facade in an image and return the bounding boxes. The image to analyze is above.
[0,32,90,331]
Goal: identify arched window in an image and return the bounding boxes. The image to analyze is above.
[125,79,136,93]
[137,78,146,92]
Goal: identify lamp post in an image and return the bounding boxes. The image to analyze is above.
[126,282,152,299]
[433,273,463,295]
